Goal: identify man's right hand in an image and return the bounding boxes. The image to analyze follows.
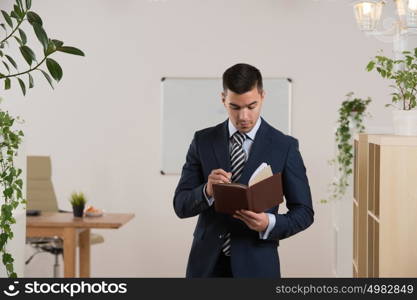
[205,169,232,197]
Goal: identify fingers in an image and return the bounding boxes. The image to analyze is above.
[206,169,231,197]
[210,179,228,185]
[237,209,259,220]
[213,169,232,182]
[212,169,231,178]
[232,213,248,225]
[233,210,267,232]
[209,169,231,184]
[233,213,257,231]
[208,174,230,184]
[233,210,257,225]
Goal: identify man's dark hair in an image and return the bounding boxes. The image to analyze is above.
[222,63,263,95]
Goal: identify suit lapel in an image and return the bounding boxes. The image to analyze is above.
[238,118,272,184]
[212,120,231,172]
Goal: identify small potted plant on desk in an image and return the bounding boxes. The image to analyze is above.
[70,192,87,218]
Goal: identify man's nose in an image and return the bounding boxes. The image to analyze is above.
[239,108,249,120]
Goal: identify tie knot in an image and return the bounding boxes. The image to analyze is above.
[232,131,246,146]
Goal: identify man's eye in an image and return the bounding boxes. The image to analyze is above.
[231,106,240,110]
[248,106,256,110]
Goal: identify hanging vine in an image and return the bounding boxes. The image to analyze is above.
[321,92,371,203]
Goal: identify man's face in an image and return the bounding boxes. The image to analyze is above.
[222,86,264,133]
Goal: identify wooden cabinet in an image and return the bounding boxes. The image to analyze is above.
[353,134,417,277]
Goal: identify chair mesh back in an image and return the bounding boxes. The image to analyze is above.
[26,156,59,212]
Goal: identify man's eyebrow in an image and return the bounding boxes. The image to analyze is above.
[229,101,258,108]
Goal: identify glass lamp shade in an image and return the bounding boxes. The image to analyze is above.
[353,1,384,31]
[395,0,417,27]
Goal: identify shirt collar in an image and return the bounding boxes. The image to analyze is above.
[228,117,262,141]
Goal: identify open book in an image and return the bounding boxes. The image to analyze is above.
[213,163,283,214]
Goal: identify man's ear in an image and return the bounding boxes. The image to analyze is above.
[221,91,226,104]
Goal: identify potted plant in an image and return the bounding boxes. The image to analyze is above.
[322,92,371,203]
[366,47,417,135]
[70,192,87,218]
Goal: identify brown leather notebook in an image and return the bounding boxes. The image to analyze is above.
[213,173,283,214]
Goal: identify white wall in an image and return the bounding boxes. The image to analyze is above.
[1,0,413,277]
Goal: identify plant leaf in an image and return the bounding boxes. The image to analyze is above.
[10,11,19,21]
[366,61,375,71]
[26,11,43,26]
[46,58,63,82]
[5,55,17,69]
[51,39,64,48]
[1,10,13,28]
[39,69,54,89]
[13,4,24,19]
[16,0,24,10]
[32,23,48,50]
[28,73,34,88]
[18,28,26,45]
[17,77,26,95]
[19,45,36,65]
[4,77,10,89]
[45,39,56,56]
[25,0,32,10]
[2,61,9,72]
[57,46,85,56]
[14,36,23,47]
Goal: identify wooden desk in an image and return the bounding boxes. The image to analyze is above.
[26,212,134,278]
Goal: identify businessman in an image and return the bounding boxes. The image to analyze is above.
[173,63,314,278]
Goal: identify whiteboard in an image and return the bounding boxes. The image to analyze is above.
[161,77,292,175]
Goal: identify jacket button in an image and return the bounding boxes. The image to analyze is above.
[218,234,223,239]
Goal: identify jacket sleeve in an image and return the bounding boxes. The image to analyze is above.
[173,133,210,219]
[266,138,314,241]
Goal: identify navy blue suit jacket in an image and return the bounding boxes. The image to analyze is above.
[173,118,314,278]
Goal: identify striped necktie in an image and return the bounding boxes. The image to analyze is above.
[221,131,247,256]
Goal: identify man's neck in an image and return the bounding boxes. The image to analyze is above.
[228,117,262,140]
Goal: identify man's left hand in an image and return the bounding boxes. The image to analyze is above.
[233,210,269,232]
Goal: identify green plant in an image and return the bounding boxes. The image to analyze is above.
[0,0,84,92]
[70,192,87,207]
[0,109,24,278]
[321,92,371,203]
[0,0,84,278]
[366,47,417,110]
